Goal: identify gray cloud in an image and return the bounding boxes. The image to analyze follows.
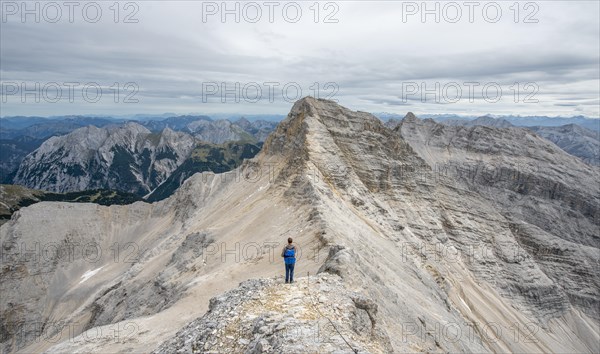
[1,1,598,117]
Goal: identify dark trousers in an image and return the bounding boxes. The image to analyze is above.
[285,263,295,283]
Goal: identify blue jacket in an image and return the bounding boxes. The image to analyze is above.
[282,245,296,264]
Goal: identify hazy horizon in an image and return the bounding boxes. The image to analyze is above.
[2,109,599,120]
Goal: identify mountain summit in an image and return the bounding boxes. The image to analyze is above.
[1,98,598,353]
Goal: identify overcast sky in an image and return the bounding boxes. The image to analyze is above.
[1,0,599,117]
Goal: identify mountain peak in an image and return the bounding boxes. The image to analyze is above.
[262,97,381,157]
[260,97,426,198]
[288,96,353,117]
[234,117,251,129]
[471,115,514,128]
[403,112,418,122]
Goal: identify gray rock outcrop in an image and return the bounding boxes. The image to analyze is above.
[154,274,392,354]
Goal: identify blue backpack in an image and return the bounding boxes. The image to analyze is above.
[284,248,296,264]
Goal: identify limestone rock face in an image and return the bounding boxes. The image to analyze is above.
[438,116,600,166]
[1,97,598,353]
[397,114,599,327]
[397,116,599,246]
[12,123,196,195]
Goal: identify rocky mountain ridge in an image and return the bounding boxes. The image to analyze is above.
[1,97,598,353]
[12,123,196,195]
[433,115,600,166]
[374,113,600,133]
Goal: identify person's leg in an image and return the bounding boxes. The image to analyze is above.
[285,263,290,283]
[289,263,295,283]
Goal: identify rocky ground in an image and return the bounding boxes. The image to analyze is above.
[154,273,392,354]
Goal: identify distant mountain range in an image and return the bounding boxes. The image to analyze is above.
[440,115,515,129]
[374,112,600,133]
[0,115,277,189]
[10,123,263,199]
[0,114,279,140]
[0,113,274,216]
[12,123,197,195]
[2,112,598,201]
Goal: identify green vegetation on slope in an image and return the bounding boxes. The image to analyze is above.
[146,141,261,202]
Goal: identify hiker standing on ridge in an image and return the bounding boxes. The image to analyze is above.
[281,237,297,283]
